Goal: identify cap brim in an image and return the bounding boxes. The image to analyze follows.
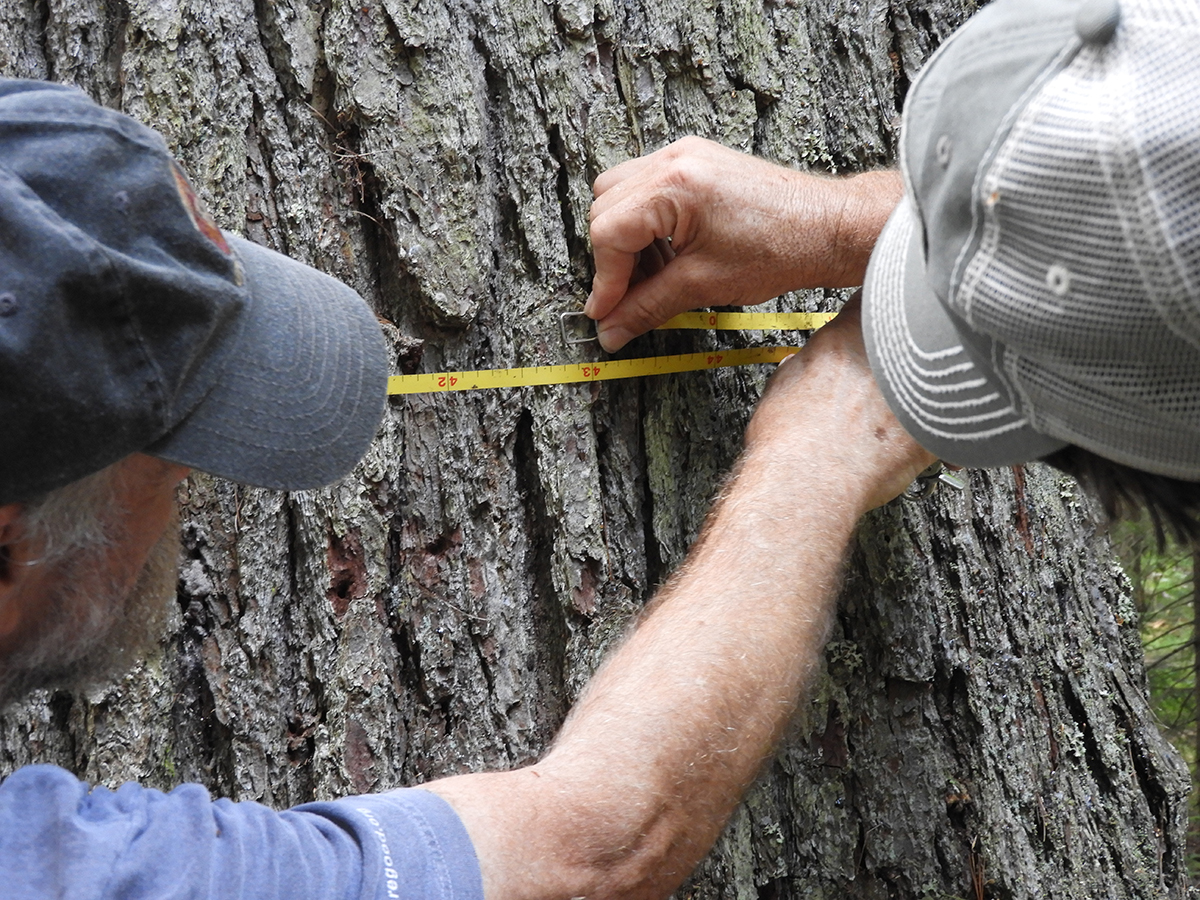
[147,236,388,490]
[862,199,1067,467]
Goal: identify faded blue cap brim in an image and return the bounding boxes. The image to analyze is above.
[148,236,388,491]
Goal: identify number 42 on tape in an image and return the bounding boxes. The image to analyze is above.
[387,310,834,396]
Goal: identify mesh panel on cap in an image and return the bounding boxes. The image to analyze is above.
[954,0,1200,479]
[1138,0,1200,27]
[1120,17,1200,345]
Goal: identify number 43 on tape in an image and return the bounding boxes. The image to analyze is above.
[387,310,834,396]
[388,346,803,395]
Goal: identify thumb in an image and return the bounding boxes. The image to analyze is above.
[594,258,708,351]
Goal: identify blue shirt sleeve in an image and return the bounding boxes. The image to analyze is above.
[0,764,483,900]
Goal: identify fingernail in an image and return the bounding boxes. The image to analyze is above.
[584,293,596,318]
[597,323,629,352]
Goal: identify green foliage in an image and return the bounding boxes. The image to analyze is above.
[1112,517,1199,871]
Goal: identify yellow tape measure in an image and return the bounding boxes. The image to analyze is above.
[388,310,833,396]
[658,312,835,331]
[389,346,803,395]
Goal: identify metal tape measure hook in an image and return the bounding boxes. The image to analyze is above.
[560,311,598,345]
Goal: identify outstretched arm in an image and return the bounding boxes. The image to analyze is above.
[586,136,902,351]
[425,300,935,900]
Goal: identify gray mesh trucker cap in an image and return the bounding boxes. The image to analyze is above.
[0,80,388,504]
[862,0,1200,478]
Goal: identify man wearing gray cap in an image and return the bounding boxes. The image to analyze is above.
[0,77,928,900]
[588,0,1200,534]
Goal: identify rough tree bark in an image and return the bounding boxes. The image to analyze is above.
[0,0,1190,897]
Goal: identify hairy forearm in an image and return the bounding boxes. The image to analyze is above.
[532,448,860,896]
[427,451,857,900]
[426,303,933,900]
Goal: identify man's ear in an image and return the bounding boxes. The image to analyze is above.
[0,504,24,584]
[0,503,32,638]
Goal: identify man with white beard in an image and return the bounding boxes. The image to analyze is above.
[0,78,928,900]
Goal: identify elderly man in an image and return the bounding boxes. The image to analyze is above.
[0,79,927,900]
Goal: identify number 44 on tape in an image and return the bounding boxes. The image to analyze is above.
[386,310,834,396]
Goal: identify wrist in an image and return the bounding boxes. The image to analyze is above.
[826,170,903,288]
[767,169,901,294]
[742,301,936,517]
[734,439,881,532]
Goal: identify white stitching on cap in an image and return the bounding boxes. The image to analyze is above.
[869,203,1031,440]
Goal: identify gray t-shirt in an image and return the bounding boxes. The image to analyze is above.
[0,764,483,900]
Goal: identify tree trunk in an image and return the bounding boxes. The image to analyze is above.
[0,0,1190,896]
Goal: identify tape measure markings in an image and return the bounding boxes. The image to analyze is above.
[657,311,836,331]
[388,346,803,395]
[389,310,834,396]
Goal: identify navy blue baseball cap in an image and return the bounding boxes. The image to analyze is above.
[0,80,388,504]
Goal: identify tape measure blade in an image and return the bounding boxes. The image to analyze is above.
[710,346,801,368]
[388,374,445,395]
[728,312,835,330]
[657,311,836,331]
[388,345,804,395]
[658,312,713,329]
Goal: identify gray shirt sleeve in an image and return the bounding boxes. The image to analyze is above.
[0,764,483,900]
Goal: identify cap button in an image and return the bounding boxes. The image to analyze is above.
[1076,0,1120,45]
[935,134,953,168]
[1046,264,1072,297]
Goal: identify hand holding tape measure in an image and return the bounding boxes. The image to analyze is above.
[391,138,901,397]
